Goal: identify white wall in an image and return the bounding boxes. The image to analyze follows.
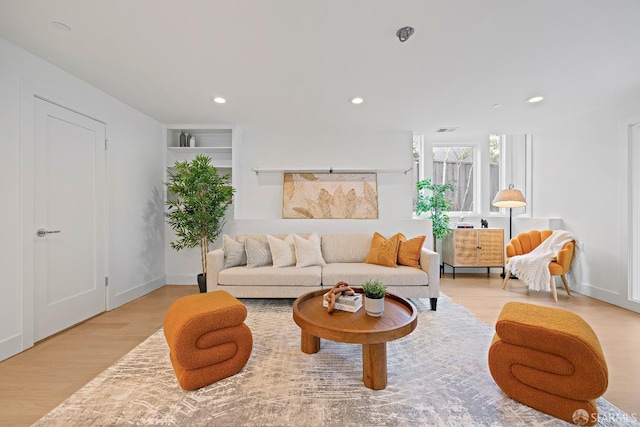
[0,37,165,361]
[533,95,640,312]
[165,126,423,282]
[234,127,415,219]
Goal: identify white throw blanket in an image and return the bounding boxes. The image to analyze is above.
[506,230,579,292]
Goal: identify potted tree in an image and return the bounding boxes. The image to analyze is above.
[362,279,388,317]
[416,178,455,250]
[165,154,235,293]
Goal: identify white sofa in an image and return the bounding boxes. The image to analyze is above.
[206,232,440,310]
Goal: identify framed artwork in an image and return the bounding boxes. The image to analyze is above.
[282,172,378,219]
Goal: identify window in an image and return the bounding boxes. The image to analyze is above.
[412,135,424,210]
[413,134,521,215]
[489,135,501,213]
[432,146,474,212]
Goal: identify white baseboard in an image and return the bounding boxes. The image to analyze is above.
[576,282,640,313]
[109,275,166,310]
[0,333,26,363]
[165,274,198,285]
[577,282,619,297]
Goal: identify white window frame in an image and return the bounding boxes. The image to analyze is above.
[498,134,532,218]
[436,142,479,214]
[413,134,531,217]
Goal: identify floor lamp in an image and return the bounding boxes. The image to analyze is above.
[492,185,527,240]
[493,185,527,278]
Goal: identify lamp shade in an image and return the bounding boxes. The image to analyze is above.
[492,189,527,208]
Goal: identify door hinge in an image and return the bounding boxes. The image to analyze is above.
[105,139,108,150]
[105,277,109,287]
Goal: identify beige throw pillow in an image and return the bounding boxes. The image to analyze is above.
[294,233,326,268]
[245,237,273,268]
[267,234,296,268]
[223,234,247,268]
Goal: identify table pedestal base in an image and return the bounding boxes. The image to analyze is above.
[363,343,387,390]
[301,330,321,354]
[299,331,388,390]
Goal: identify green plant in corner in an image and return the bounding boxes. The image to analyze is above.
[165,154,235,292]
[416,178,455,247]
[362,279,388,299]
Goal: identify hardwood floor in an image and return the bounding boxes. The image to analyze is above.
[0,285,197,427]
[0,278,638,426]
[441,274,640,418]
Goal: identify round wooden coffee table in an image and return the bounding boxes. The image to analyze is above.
[292,289,417,390]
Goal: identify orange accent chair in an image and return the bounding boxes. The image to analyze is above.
[164,290,253,390]
[489,302,608,426]
[503,230,575,302]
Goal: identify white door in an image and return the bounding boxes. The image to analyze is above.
[33,98,106,341]
[631,122,640,304]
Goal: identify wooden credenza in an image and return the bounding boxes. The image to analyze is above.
[441,228,505,278]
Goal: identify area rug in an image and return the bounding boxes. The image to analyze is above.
[34,295,638,427]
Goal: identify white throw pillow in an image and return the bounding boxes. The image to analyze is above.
[245,237,273,268]
[267,234,296,268]
[294,233,326,268]
[223,234,247,268]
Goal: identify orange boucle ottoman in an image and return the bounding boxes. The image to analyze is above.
[163,290,253,390]
[488,302,608,426]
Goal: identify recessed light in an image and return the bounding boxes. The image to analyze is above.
[51,21,71,32]
[212,97,226,104]
[527,96,544,103]
[350,97,364,105]
[492,103,502,109]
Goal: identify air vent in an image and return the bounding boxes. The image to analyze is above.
[436,127,458,133]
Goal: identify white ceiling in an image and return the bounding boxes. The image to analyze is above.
[1,0,640,138]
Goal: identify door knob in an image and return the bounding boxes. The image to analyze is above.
[36,228,61,237]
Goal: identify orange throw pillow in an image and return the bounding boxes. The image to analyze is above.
[364,232,401,268]
[397,233,426,268]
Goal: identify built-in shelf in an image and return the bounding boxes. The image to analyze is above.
[164,124,240,203]
[251,167,412,175]
[168,147,232,152]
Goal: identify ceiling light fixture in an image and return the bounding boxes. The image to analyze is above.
[396,26,414,42]
[527,96,544,103]
[212,97,226,104]
[51,21,71,32]
[350,97,364,105]
[492,103,502,109]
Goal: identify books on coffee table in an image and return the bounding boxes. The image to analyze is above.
[322,292,363,312]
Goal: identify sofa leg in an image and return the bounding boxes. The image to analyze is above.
[430,297,437,311]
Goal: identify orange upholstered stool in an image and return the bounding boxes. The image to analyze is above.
[488,302,608,426]
[163,290,253,390]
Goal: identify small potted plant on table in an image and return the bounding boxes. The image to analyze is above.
[362,279,388,317]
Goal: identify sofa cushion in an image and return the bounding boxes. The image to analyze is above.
[245,237,273,268]
[219,265,322,287]
[294,233,326,267]
[321,233,372,263]
[397,233,426,268]
[364,232,401,268]
[322,262,428,288]
[223,234,247,268]
[267,234,296,268]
